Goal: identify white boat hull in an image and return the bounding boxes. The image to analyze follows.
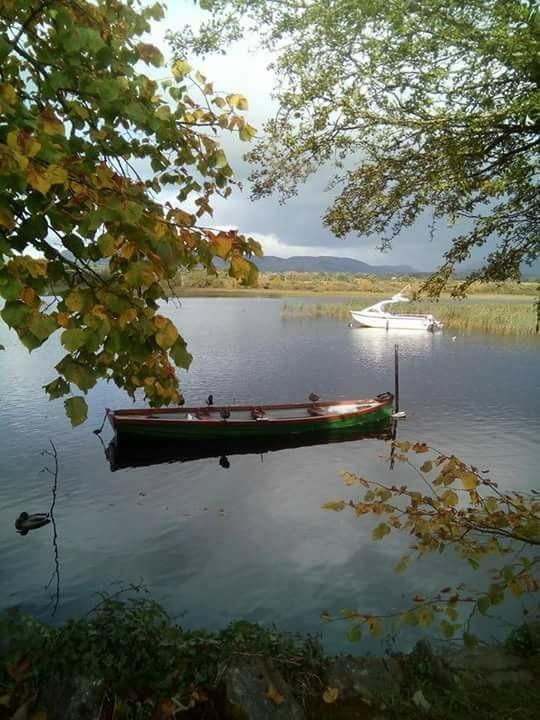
[350,311,443,331]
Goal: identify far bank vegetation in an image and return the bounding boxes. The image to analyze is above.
[171,270,538,298]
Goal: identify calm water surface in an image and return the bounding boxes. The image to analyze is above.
[1,298,538,650]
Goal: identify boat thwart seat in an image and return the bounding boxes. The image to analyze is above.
[251,407,268,420]
[308,406,329,417]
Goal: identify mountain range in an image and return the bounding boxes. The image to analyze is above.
[250,255,417,275]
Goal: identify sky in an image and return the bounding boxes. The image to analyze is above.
[145,1,485,272]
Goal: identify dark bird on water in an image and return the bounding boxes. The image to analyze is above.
[220,408,231,420]
[206,394,214,406]
[219,455,230,469]
[15,512,50,535]
[308,393,320,402]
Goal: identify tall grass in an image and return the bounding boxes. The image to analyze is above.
[281,299,539,336]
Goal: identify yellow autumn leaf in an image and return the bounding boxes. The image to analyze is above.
[172,59,192,78]
[155,320,178,349]
[372,522,391,540]
[484,497,498,513]
[57,312,71,328]
[20,257,47,277]
[7,129,41,157]
[226,93,243,108]
[40,108,64,136]
[321,501,346,511]
[367,617,382,637]
[119,308,137,328]
[21,287,37,306]
[322,687,340,704]
[417,605,435,627]
[118,242,136,260]
[26,164,51,194]
[210,232,233,259]
[460,471,479,490]
[65,291,84,312]
[45,164,68,186]
[0,82,17,105]
[509,578,523,596]
[442,490,459,507]
[266,685,285,705]
[91,304,107,320]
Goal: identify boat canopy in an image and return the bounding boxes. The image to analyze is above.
[362,293,410,315]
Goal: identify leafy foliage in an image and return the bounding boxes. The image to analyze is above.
[0,593,325,719]
[0,0,262,424]
[177,0,540,292]
[323,444,539,641]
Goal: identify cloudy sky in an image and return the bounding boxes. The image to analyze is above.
[146,2,478,272]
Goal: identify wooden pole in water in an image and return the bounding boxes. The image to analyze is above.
[394,344,399,413]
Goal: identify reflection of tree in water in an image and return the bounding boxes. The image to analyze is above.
[42,441,60,617]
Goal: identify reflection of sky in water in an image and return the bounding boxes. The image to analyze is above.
[0,298,538,651]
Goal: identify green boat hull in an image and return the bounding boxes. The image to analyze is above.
[113,403,393,441]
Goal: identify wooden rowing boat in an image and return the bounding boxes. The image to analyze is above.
[107,392,394,442]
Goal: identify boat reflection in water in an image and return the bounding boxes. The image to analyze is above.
[106,421,393,472]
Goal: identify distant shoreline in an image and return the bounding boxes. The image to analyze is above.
[170,288,536,302]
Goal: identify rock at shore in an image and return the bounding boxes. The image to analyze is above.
[225,657,304,720]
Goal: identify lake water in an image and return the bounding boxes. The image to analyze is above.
[1,298,538,651]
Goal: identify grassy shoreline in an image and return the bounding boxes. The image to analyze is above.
[2,600,539,720]
[281,299,539,336]
[171,271,538,298]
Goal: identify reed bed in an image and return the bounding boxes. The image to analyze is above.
[281,299,539,336]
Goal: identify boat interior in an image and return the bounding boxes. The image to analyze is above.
[114,400,381,423]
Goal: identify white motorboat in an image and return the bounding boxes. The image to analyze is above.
[350,293,443,331]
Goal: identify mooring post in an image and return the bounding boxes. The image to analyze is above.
[394,343,400,414]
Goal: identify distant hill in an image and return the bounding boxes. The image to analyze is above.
[250,255,417,275]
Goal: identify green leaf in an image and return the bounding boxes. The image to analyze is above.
[28,313,58,341]
[416,605,435,627]
[61,328,87,352]
[44,377,70,400]
[346,624,362,642]
[212,150,229,169]
[441,620,455,639]
[98,233,115,257]
[463,632,479,649]
[56,356,97,392]
[0,277,24,301]
[484,497,498,513]
[18,328,43,352]
[1,301,31,328]
[477,596,490,615]
[420,460,433,473]
[64,396,88,426]
[170,338,193,369]
[395,554,410,574]
[65,291,85,313]
[372,522,391,541]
